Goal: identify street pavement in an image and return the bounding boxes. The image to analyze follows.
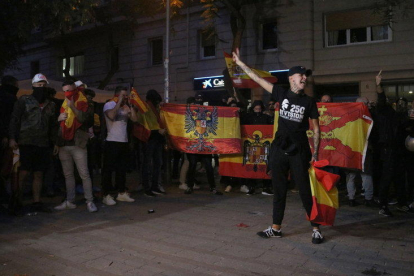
[0,172,413,276]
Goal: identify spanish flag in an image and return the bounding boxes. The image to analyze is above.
[308,160,340,226]
[161,103,241,154]
[60,89,88,141]
[307,103,373,170]
[133,101,162,143]
[224,52,277,88]
[219,125,272,179]
[130,87,148,113]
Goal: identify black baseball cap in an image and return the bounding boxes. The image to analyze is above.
[288,66,312,77]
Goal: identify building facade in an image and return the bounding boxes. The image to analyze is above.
[5,0,414,104]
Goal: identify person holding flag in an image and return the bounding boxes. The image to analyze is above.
[232,49,323,244]
[55,80,97,213]
[101,86,139,206]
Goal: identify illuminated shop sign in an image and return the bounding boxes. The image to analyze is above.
[193,75,225,90]
[193,70,289,90]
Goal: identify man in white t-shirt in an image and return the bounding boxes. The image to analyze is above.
[102,86,138,205]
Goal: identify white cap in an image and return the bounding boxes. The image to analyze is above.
[32,73,49,84]
[75,80,83,87]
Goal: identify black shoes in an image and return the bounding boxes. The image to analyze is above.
[152,188,166,195]
[349,199,358,207]
[184,187,193,194]
[262,188,274,196]
[379,206,393,217]
[312,229,324,244]
[396,205,414,213]
[257,226,282,238]
[210,188,223,195]
[31,202,52,213]
[144,191,157,197]
[246,188,255,196]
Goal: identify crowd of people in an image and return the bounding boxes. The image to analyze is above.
[0,66,413,244]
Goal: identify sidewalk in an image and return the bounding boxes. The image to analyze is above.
[0,172,413,276]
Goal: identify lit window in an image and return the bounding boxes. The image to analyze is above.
[325,9,391,47]
[61,55,84,77]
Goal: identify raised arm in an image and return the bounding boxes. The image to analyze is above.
[232,49,274,93]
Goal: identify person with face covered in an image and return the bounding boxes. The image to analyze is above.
[233,49,323,244]
[8,73,58,215]
[101,86,138,206]
[375,71,414,216]
[54,81,97,213]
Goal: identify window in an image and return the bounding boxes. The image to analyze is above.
[150,38,163,65]
[200,31,215,59]
[110,46,119,70]
[383,84,414,103]
[325,9,391,47]
[260,21,278,51]
[30,61,40,78]
[61,54,84,77]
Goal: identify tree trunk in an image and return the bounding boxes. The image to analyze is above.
[98,25,119,90]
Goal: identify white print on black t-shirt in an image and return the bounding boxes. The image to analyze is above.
[280,99,305,123]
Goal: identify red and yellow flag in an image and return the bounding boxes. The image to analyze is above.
[133,101,162,143]
[129,87,148,114]
[161,103,241,154]
[60,89,88,141]
[224,52,277,88]
[308,160,340,226]
[219,125,273,179]
[307,103,373,170]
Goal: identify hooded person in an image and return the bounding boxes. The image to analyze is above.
[243,100,273,125]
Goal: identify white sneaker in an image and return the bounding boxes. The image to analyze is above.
[240,185,249,193]
[87,202,98,213]
[54,200,76,210]
[179,183,188,190]
[225,185,232,193]
[117,192,135,202]
[158,185,165,193]
[193,184,201,190]
[103,194,116,206]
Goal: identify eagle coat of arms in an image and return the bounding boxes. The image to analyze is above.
[185,105,219,152]
[243,130,271,172]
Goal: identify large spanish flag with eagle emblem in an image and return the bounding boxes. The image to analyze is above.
[161,103,241,154]
[308,160,340,226]
[60,89,88,141]
[219,125,273,179]
[224,52,277,88]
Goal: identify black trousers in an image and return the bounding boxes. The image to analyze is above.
[271,145,319,227]
[186,153,215,189]
[101,141,128,195]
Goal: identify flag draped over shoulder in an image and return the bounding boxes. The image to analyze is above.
[224,52,277,88]
[60,90,88,140]
[307,103,373,170]
[126,87,162,143]
[219,125,273,179]
[308,160,340,226]
[161,103,241,154]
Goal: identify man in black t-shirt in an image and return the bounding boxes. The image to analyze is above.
[232,49,323,244]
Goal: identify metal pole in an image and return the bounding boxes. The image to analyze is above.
[164,0,170,103]
[163,0,171,188]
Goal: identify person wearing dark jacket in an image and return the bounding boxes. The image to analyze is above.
[8,73,58,215]
[241,100,274,195]
[375,72,413,216]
